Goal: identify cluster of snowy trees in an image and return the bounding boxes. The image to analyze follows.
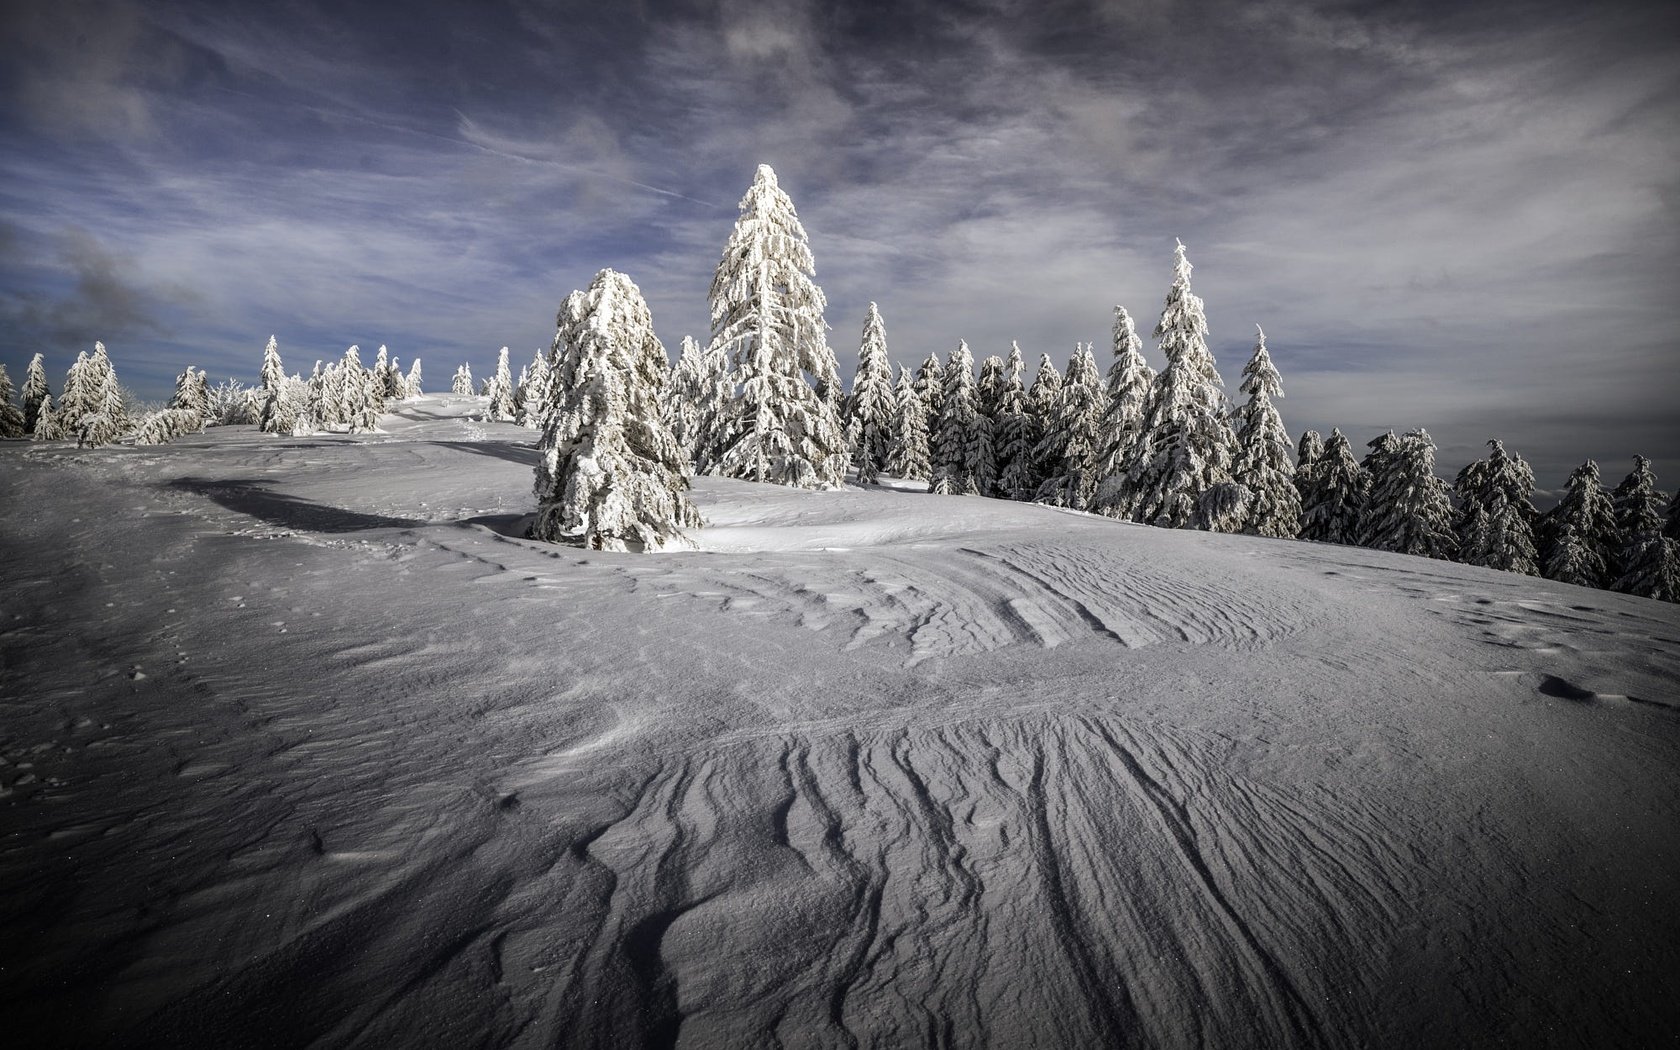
[4,343,134,448]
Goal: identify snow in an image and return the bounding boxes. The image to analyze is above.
[3,395,1678,1047]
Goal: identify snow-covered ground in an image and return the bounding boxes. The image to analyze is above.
[3,395,1677,1047]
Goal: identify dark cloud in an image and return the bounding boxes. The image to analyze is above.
[0,226,184,348]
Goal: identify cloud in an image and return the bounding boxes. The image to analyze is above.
[0,225,189,348]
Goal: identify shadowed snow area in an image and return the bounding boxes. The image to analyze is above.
[2,396,1678,1048]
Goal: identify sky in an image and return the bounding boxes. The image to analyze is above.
[2,0,1676,490]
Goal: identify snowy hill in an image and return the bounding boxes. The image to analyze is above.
[3,396,1677,1048]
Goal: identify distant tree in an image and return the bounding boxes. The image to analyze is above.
[517,348,553,430]
[1294,428,1325,529]
[1090,306,1155,519]
[21,353,50,434]
[532,268,699,551]
[886,365,931,483]
[974,353,1006,496]
[1356,432,1402,547]
[1300,428,1365,543]
[32,394,60,441]
[169,366,210,429]
[1035,343,1103,508]
[1023,353,1062,495]
[1539,460,1617,588]
[1609,456,1680,601]
[452,363,473,396]
[711,164,847,488]
[930,341,989,495]
[370,345,391,410]
[1118,241,1236,529]
[404,358,423,398]
[338,346,379,434]
[992,343,1035,501]
[1230,326,1298,537]
[261,336,299,433]
[1454,439,1538,575]
[133,408,205,446]
[845,302,897,484]
[914,352,945,465]
[59,351,92,432]
[1359,429,1456,559]
[74,342,130,448]
[485,347,517,421]
[0,364,25,438]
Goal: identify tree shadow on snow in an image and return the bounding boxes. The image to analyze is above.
[431,440,540,467]
[168,478,427,533]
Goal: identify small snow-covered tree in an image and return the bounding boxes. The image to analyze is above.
[133,408,205,446]
[1118,241,1236,529]
[452,363,474,396]
[1035,343,1103,508]
[1023,353,1062,495]
[74,342,130,448]
[517,348,553,430]
[1539,460,1617,588]
[1294,429,1325,527]
[1356,432,1402,547]
[370,346,391,409]
[1359,429,1456,559]
[22,353,50,434]
[845,302,897,485]
[992,343,1035,501]
[1090,306,1156,518]
[1229,326,1298,537]
[169,366,210,430]
[59,351,92,431]
[914,352,945,460]
[930,341,989,495]
[0,364,25,438]
[405,358,423,398]
[1300,428,1365,543]
[258,336,298,435]
[886,365,930,483]
[663,335,706,465]
[1609,456,1680,601]
[338,346,379,434]
[485,347,517,421]
[532,268,699,551]
[1454,439,1538,575]
[32,394,60,441]
[711,164,847,488]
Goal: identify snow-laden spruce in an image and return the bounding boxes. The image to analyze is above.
[665,335,733,475]
[66,342,129,448]
[517,348,553,430]
[1023,353,1062,495]
[1293,429,1325,527]
[845,303,897,485]
[975,354,1006,495]
[1034,343,1103,509]
[1300,428,1365,544]
[169,366,210,430]
[1454,439,1538,575]
[0,364,25,438]
[404,359,422,398]
[991,343,1035,501]
[258,336,299,435]
[886,365,931,483]
[338,346,380,434]
[452,364,473,396]
[1230,326,1298,537]
[1539,460,1618,588]
[31,394,59,441]
[132,408,205,446]
[1610,456,1680,601]
[532,269,700,552]
[914,352,945,458]
[930,341,989,495]
[1090,306,1155,519]
[1119,241,1236,529]
[710,164,846,488]
[485,347,517,422]
[1359,429,1455,559]
[22,353,50,435]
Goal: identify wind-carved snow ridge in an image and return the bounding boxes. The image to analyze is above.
[501,713,1413,1049]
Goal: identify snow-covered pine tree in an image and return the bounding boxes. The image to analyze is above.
[0,365,25,438]
[886,365,931,483]
[339,346,379,433]
[258,336,298,435]
[992,343,1035,501]
[914,352,945,460]
[664,335,706,466]
[1539,460,1617,588]
[1300,428,1366,543]
[1609,456,1680,601]
[485,347,516,421]
[710,164,847,488]
[74,342,129,448]
[167,367,209,432]
[32,394,59,441]
[517,349,553,430]
[1356,432,1402,548]
[845,303,897,485]
[1358,429,1456,559]
[1023,353,1062,495]
[532,268,699,551]
[1035,343,1103,508]
[929,341,989,495]
[59,351,92,431]
[1090,306,1156,518]
[22,353,50,435]
[673,335,734,476]
[405,359,422,398]
[1229,326,1298,537]
[303,360,327,431]
[977,354,1006,420]
[1454,439,1538,575]
[452,364,473,396]
[132,408,205,445]
[371,346,391,409]
[1119,241,1236,529]
[1294,429,1325,523]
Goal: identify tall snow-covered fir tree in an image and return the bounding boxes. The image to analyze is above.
[1294,428,1325,521]
[1356,432,1402,547]
[913,352,946,467]
[886,365,931,483]
[1034,343,1103,508]
[929,341,990,496]
[0,364,26,438]
[167,367,210,431]
[1229,326,1297,537]
[1118,241,1236,529]
[405,359,422,398]
[337,346,379,434]
[258,336,299,436]
[485,347,517,421]
[1300,428,1365,543]
[1359,429,1455,559]
[32,394,59,441]
[371,346,391,408]
[452,364,473,396]
[992,343,1035,501]
[1023,353,1062,496]
[22,353,49,435]
[532,268,699,552]
[1539,460,1618,588]
[59,351,92,431]
[710,164,847,488]
[975,353,1006,496]
[1454,439,1538,575]
[845,303,897,485]
[71,342,129,448]
[1090,306,1155,518]
[1610,457,1680,600]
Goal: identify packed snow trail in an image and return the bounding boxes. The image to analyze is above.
[2,398,1677,1048]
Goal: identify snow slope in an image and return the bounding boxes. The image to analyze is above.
[2,396,1677,1048]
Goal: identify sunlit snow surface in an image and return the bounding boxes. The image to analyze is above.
[2,396,1677,1048]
